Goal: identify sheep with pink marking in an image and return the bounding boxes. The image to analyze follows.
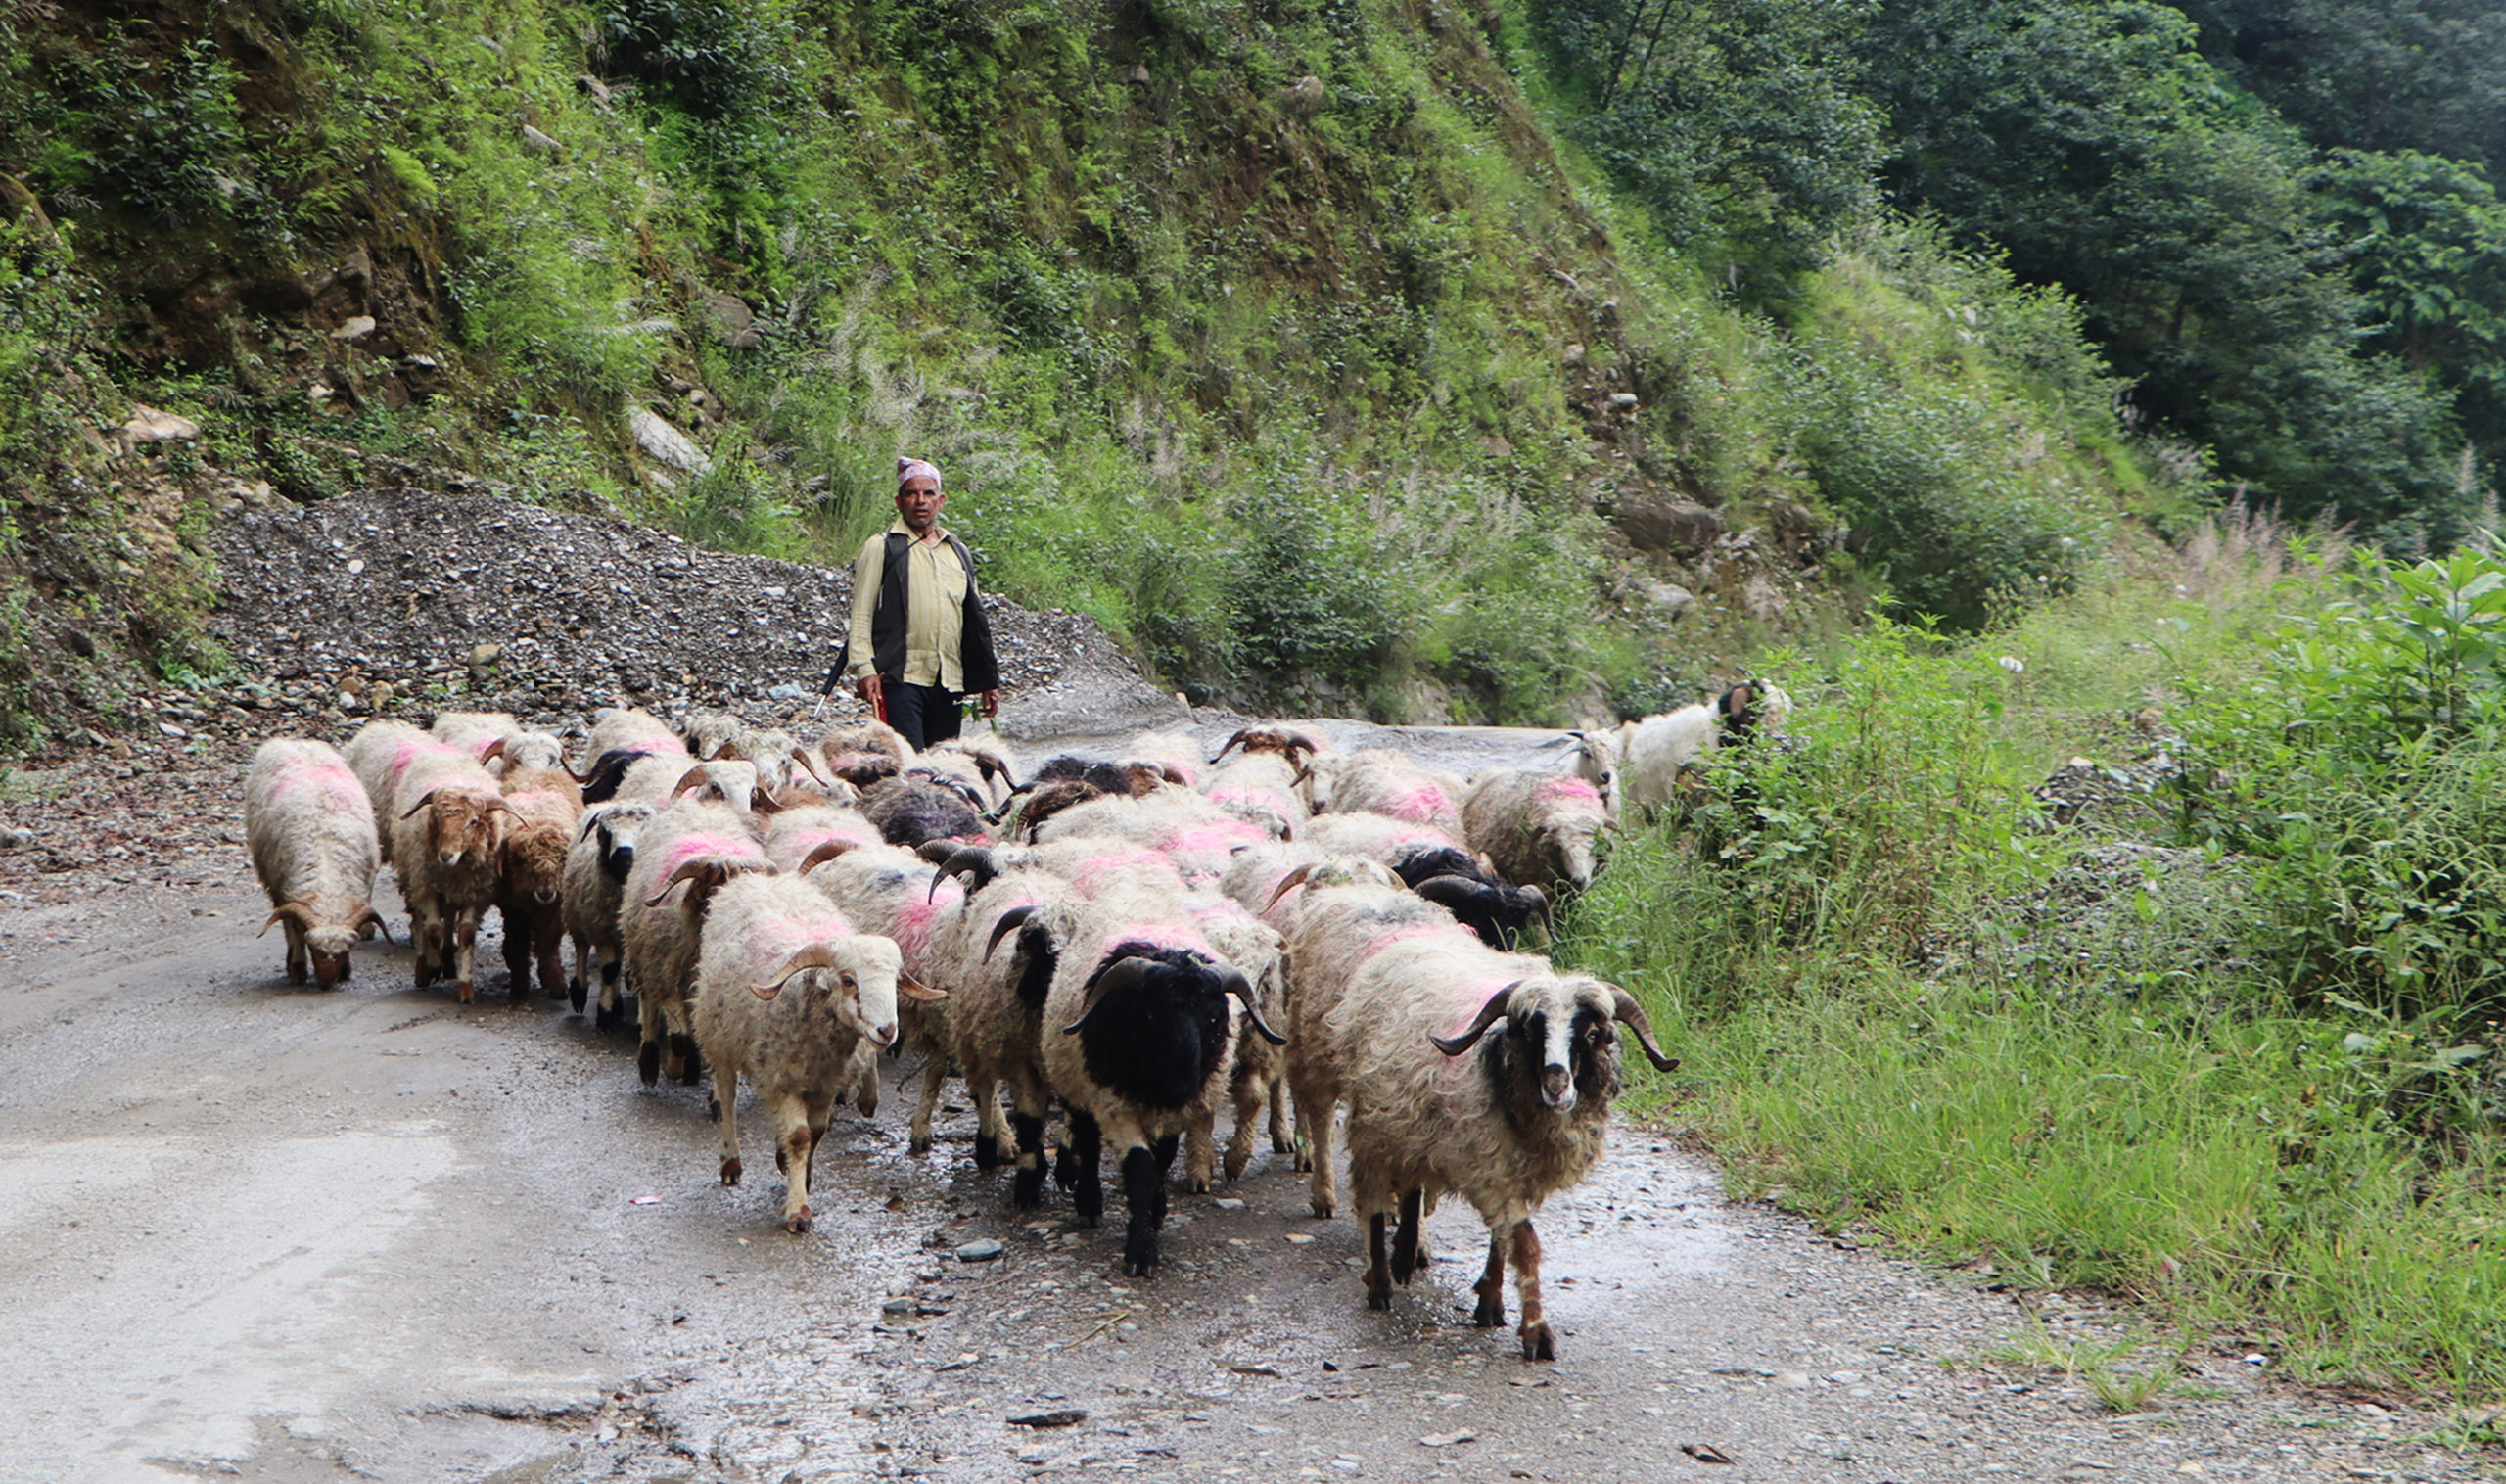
[690,873,939,1232]
[799,842,970,1148]
[243,738,390,990]
[1311,748,1467,835]
[761,803,883,875]
[920,856,1072,1186]
[621,798,773,1087]
[1461,769,1609,893]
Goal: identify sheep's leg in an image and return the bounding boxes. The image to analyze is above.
[1267,1080,1295,1156]
[1223,1064,1268,1183]
[670,997,704,1087]
[451,909,479,1004]
[1296,1091,1338,1217]
[1009,1106,1046,1208]
[1151,1133,1178,1228]
[1068,1109,1104,1227]
[532,909,565,1000]
[567,931,589,1013]
[715,1062,743,1186]
[775,1097,815,1233]
[1391,1187,1426,1284]
[909,1053,946,1153]
[805,1093,835,1183]
[500,905,532,997]
[1512,1220,1554,1361]
[595,948,624,1030]
[636,987,666,1086]
[1183,1110,1218,1194]
[970,1071,1005,1169]
[283,919,309,985]
[1472,1229,1508,1328]
[1118,1134,1162,1277]
[1365,1212,1394,1311]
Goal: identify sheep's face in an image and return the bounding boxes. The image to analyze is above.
[427,793,507,872]
[305,925,359,988]
[503,824,570,905]
[1544,817,1601,893]
[1496,982,1622,1114]
[835,938,905,1047]
[1075,945,1235,1111]
[501,734,569,773]
[591,806,652,884]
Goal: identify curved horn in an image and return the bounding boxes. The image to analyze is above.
[1281,738,1316,769]
[1261,862,1316,915]
[645,857,723,906]
[479,737,508,765]
[1211,728,1250,764]
[1413,873,1490,912]
[900,970,949,1003]
[1608,986,1680,1072]
[668,765,714,802]
[984,903,1041,963]
[931,845,1000,900]
[1064,954,1155,1035]
[1218,964,1286,1045]
[1430,981,1524,1056]
[711,741,740,761]
[353,904,396,946]
[752,942,840,1000]
[797,838,859,875]
[1522,882,1555,938]
[398,787,441,820]
[257,902,317,936]
[793,748,832,788]
[751,786,791,817]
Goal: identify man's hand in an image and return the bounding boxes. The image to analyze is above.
[980,688,999,719]
[857,673,884,710]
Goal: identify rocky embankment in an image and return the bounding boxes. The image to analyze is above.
[0,487,1178,904]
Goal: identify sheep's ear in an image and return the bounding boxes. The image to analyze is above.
[900,971,949,1003]
[1261,863,1316,915]
[754,943,838,999]
[1065,954,1153,1034]
[1430,982,1523,1055]
[1606,986,1680,1072]
[710,742,740,761]
[353,904,396,946]
[1217,964,1286,1045]
[984,904,1041,962]
[258,902,316,936]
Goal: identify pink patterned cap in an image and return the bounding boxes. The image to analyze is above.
[897,456,943,491]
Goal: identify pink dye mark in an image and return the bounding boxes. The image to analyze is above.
[1068,848,1184,898]
[1538,776,1603,808]
[1365,920,1481,961]
[1163,821,1266,859]
[888,894,956,971]
[1433,975,1529,1040]
[1381,782,1455,825]
[267,760,370,816]
[774,824,873,870]
[657,831,764,879]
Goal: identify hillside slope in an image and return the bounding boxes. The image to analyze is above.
[0,0,2158,737]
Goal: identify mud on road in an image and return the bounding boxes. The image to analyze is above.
[2,724,2497,1484]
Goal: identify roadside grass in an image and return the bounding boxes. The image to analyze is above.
[1561,521,2506,1404]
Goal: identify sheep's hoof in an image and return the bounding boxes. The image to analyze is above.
[1051,1149,1079,1190]
[1123,1231,1158,1276]
[1185,1173,1212,1195]
[637,1041,662,1086]
[568,977,586,1013]
[1012,1167,1044,1208]
[787,1206,812,1235]
[1519,1322,1555,1362]
[1292,1150,1315,1173]
[672,1034,703,1086]
[1366,1272,1393,1312]
[454,980,475,1005]
[1473,1286,1506,1328]
[855,1085,878,1117]
[594,1000,619,1032]
[1309,1196,1335,1220]
[287,963,307,986]
[972,1134,1001,1169]
[908,1131,932,1155]
[720,1156,742,1186]
[1272,1134,1297,1156]
[1223,1151,1250,1183]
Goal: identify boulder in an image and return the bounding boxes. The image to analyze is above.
[1617,500,1721,555]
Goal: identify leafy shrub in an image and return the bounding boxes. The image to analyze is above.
[2172,548,2506,1015]
[595,0,789,120]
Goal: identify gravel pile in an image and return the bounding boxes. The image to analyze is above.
[205,486,1168,731]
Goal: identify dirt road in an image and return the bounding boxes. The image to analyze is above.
[0,722,2491,1484]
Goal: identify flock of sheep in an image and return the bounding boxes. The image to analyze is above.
[238,681,1787,1362]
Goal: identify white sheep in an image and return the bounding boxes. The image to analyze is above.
[621,798,773,1086]
[1460,770,1608,893]
[1613,680,1792,817]
[243,739,388,989]
[1310,748,1467,835]
[347,719,448,849]
[924,862,1072,1191]
[562,801,652,1026]
[799,842,968,1150]
[1199,727,1317,837]
[690,872,939,1231]
[1333,938,1676,1360]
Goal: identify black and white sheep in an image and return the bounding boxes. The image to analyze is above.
[859,774,988,851]
[562,801,652,1025]
[243,738,389,989]
[1333,939,1677,1359]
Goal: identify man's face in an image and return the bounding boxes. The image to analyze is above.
[897,478,944,534]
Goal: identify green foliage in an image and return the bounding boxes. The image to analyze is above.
[2172,547,2506,1015]
[595,0,793,121]
[1533,0,1884,288]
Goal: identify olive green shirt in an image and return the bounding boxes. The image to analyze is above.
[847,520,969,690]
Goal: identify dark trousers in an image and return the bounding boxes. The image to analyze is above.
[882,678,961,750]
